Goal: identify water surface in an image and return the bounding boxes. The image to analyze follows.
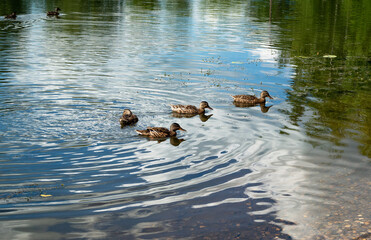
[0,0,370,239]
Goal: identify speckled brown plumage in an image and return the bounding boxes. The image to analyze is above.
[170,101,213,114]
[232,90,273,104]
[119,109,138,127]
[136,123,186,138]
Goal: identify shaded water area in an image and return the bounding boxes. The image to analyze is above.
[0,0,370,239]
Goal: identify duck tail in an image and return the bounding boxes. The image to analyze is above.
[169,104,177,111]
[136,129,148,135]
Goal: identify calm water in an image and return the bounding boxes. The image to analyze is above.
[1,0,370,239]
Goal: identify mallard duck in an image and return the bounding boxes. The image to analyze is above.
[136,123,186,138]
[232,90,273,104]
[119,109,138,127]
[5,12,17,19]
[170,101,213,114]
[47,7,61,16]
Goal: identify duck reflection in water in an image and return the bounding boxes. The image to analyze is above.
[148,136,186,146]
[233,102,273,113]
[171,112,213,122]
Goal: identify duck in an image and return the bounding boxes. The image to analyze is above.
[5,12,17,19]
[47,7,61,16]
[119,109,138,127]
[136,123,186,138]
[170,101,213,114]
[232,90,273,104]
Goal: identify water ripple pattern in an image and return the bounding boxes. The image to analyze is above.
[0,1,370,240]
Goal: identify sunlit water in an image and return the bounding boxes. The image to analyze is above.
[1,0,370,239]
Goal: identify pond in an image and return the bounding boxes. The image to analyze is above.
[0,0,370,239]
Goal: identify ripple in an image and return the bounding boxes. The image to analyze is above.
[1,3,370,240]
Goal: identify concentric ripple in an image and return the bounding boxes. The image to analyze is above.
[1,1,370,239]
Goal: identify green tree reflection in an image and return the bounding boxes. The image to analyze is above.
[251,0,370,157]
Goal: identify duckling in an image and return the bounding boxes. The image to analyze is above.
[170,101,213,114]
[136,123,186,138]
[5,12,17,19]
[47,7,61,16]
[119,109,138,127]
[232,90,273,104]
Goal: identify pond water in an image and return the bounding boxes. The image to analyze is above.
[0,0,370,239]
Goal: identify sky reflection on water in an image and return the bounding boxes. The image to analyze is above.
[0,0,370,239]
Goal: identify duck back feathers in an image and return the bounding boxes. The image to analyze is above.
[119,109,138,127]
[136,123,186,138]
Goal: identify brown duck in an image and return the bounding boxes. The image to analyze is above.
[232,90,273,104]
[5,12,17,19]
[119,109,138,127]
[136,123,186,138]
[170,101,213,114]
[47,7,61,16]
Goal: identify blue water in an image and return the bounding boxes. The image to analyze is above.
[0,0,370,239]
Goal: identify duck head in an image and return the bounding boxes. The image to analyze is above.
[200,101,213,110]
[170,123,186,132]
[261,91,273,99]
[122,109,133,116]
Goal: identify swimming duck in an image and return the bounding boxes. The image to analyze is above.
[47,7,61,16]
[232,90,273,104]
[119,109,138,127]
[136,123,186,138]
[5,12,17,19]
[170,101,213,114]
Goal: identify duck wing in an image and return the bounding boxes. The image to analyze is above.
[135,127,170,137]
[170,104,198,113]
[120,114,138,125]
[147,127,170,138]
[232,94,257,101]
[129,114,138,123]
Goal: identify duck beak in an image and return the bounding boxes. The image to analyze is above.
[207,106,213,110]
[268,94,273,99]
[179,127,187,132]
